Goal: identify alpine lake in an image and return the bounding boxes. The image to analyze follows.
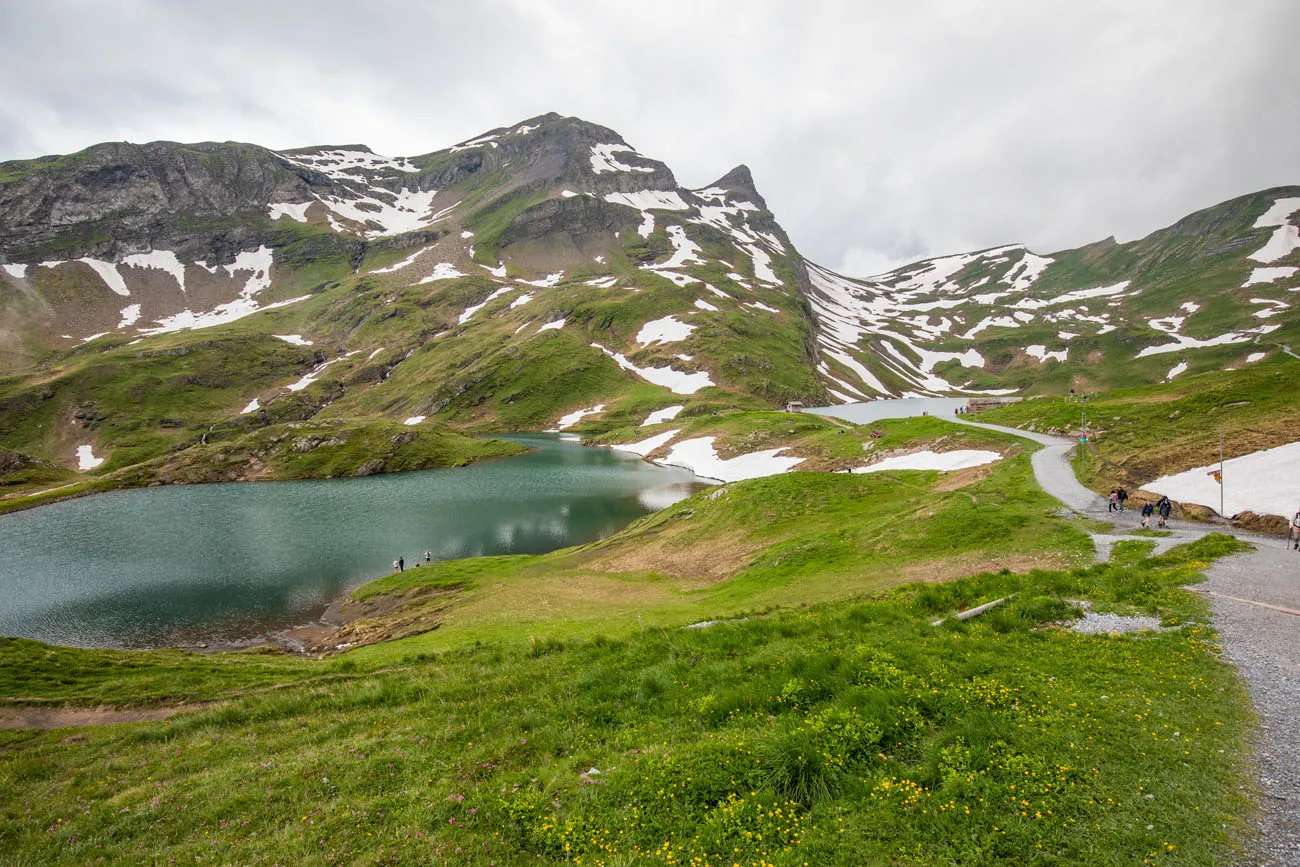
[0,435,708,649]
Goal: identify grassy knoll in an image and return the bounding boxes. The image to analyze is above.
[977,359,1300,492]
[0,535,1253,865]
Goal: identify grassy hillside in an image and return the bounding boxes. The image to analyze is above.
[0,535,1253,865]
[978,358,1300,494]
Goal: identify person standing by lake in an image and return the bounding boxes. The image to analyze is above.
[425,549,432,563]
[392,558,399,573]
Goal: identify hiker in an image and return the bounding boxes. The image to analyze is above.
[398,556,405,572]
[1141,501,1155,528]
[1108,490,1119,513]
[425,549,432,563]
[1116,487,1128,511]
[1157,495,1172,528]
[392,558,399,573]
[1291,508,1300,551]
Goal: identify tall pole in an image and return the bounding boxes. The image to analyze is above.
[1081,405,1086,480]
[1219,423,1225,519]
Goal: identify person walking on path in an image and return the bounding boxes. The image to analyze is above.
[1116,487,1128,511]
[1157,495,1173,528]
[1141,501,1155,528]
[1108,490,1120,513]
[1291,508,1300,551]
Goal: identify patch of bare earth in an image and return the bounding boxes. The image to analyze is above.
[0,704,207,730]
[901,553,1062,584]
[578,525,756,580]
[277,586,462,655]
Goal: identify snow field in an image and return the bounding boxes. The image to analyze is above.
[1025,345,1067,363]
[537,318,566,333]
[591,344,714,395]
[1165,360,1188,381]
[854,450,1002,474]
[2,263,28,279]
[458,287,514,324]
[658,437,805,483]
[371,247,431,274]
[636,315,695,346]
[590,143,656,174]
[122,250,187,292]
[642,405,684,426]
[1248,197,1300,264]
[273,334,312,346]
[403,416,426,426]
[553,405,605,431]
[75,445,104,471]
[420,263,468,284]
[241,398,261,415]
[694,299,718,312]
[1141,440,1300,518]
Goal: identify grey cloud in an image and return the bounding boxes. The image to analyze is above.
[1,0,1296,275]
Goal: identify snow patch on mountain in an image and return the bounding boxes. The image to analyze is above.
[694,299,718,312]
[2,263,28,279]
[371,247,431,274]
[553,405,605,430]
[855,450,1002,474]
[268,201,312,223]
[604,190,690,211]
[122,250,187,292]
[1025,345,1068,363]
[1243,266,1298,286]
[459,287,514,324]
[590,143,656,174]
[117,304,141,328]
[1248,197,1300,263]
[76,258,130,296]
[538,318,566,332]
[642,405,685,426]
[419,263,468,283]
[591,343,714,394]
[75,445,104,471]
[637,315,695,346]
[1142,440,1300,518]
[658,436,805,483]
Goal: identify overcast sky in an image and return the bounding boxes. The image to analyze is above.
[2,0,1296,275]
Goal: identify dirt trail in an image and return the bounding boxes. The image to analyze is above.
[0,704,202,730]
[956,416,1300,865]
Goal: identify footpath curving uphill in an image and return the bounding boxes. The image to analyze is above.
[956,415,1300,866]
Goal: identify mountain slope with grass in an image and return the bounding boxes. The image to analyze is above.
[805,188,1300,399]
[2,112,1297,497]
[0,114,830,492]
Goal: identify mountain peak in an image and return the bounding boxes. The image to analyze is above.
[704,164,767,211]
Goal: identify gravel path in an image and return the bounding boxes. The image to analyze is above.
[957,417,1300,864]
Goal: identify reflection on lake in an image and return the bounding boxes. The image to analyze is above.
[0,435,708,648]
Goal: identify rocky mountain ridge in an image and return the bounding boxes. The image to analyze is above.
[0,112,1296,485]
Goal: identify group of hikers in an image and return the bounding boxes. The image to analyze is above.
[1109,486,1174,528]
[392,550,435,573]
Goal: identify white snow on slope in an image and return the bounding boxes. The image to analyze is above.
[122,250,187,292]
[1025,344,1067,363]
[963,315,1020,338]
[75,444,104,471]
[419,263,467,283]
[241,398,260,414]
[1041,281,1132,306]
[743,244,780,285]
[854,450,1002,474]
[553,405,605,430]
[637,315,695,346]
[655,225,705,269]
[694,298,718,312]
[1141,440,1300,518]
[2,263,28,279]
[1000,252,1054,290]
[510,293,533,309]
[77,258,129,296]
[367,347,385,361]
[658,436,805,483]
[1135,323,1278,357]
[603,190,689,211]
[611,429,680,457]
[521,272,564,288]
[1165,360,1188,381]
[590,143,656,174]
[320,188,446,239]
[1249,197,1300,264]
[591,343,714,394]
[642,405,685,426]
[117,304,141,328]
[371,247,430,274]
[1245,351,1267,363]
[286,358,339,392]
[268,201,312,223]
[745,301,780,314]
[138,247,298,335]
[538,318,566,332]
[1243,266,1298,286]
[482,261,508,278]
[403,416,426,425]
[274,334,312,346]
[459,287,514,324]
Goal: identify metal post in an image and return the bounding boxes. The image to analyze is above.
[1219,423,1225,519]
[1081,406,1086,480]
